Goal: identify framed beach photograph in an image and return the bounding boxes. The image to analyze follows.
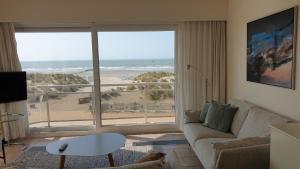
[247,7,298,89]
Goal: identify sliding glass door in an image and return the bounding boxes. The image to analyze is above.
[15,26,176,131]
[97,31,176,125]
[16,32,96,129]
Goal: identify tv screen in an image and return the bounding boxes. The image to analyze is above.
[0,71,27,103]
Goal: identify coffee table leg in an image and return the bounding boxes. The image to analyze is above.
[59,155,66,169]
[108,153,114,167]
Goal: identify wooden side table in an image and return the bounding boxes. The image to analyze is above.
[0,112,26,164]
[0,112,25,146]
[0,139,6,164]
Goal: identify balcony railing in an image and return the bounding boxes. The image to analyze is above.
[27,82,175,127]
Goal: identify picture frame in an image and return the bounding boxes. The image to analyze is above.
[247,7,298,89]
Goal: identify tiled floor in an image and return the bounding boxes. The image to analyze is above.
[0,133,185,167]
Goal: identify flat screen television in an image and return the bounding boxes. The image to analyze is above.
[0,71,27,103]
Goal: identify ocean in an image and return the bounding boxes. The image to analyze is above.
[21,59,174,73]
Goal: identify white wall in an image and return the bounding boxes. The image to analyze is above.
[0,0,228,23]
[227,0,300,121]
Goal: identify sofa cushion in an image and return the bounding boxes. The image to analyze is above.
[194,138,234,169]
[184,123,235,146]
[238,107,290,138]
[184,110,201,123]
[97,160,167,169]
[228,99,255,136]
[204,101,238,132]
[200,101,212,122]
[135,150,165,163]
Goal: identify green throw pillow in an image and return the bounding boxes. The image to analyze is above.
[204,101,238,132]
[199,101,212,123]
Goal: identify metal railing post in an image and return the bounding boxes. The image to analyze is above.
[144,84,148,123]
[91,85,96,125]
[45,86,51,127]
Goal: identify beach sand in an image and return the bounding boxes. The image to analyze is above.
[28,69,175,127]
[77,69,163,91]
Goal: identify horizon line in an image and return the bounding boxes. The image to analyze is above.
[20,58,174,62]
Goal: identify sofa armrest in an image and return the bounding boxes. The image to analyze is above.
[184,110,201,123]
[215,144,270,169]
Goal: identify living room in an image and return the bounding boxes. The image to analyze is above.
[0,0,299,169]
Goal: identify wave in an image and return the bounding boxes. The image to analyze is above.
[23,67,92,73]
[100,66,173,71]
[23,66,174,73]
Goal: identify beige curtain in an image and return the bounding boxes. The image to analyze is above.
[175,21,227,130]
[0,23,28,140]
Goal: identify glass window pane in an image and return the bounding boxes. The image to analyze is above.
[16,32,95,129]
[98,31,175,125]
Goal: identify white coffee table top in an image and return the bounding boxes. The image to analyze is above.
[46,133,126,156]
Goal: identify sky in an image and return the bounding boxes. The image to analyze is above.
[15,31,175,61]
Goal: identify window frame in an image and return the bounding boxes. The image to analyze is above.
[15,24,179,136]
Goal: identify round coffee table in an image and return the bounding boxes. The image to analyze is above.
[46,133,125,169]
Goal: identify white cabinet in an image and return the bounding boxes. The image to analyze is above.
[270,123,300,169]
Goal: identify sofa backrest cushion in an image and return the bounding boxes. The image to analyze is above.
[200,101,212,123]
[204,101,238,132]
[237,107,290,138]
[228,99,255,136]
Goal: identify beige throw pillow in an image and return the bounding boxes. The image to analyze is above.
[99,160,167,169]
[135,150,166,163]
[184,110,201,123]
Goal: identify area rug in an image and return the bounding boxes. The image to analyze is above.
[5,145,152,169]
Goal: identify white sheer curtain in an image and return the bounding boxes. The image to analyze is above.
[0,23,28,140]
[175,21,227,130]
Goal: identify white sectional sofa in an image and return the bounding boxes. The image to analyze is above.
[183,99,291,169]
